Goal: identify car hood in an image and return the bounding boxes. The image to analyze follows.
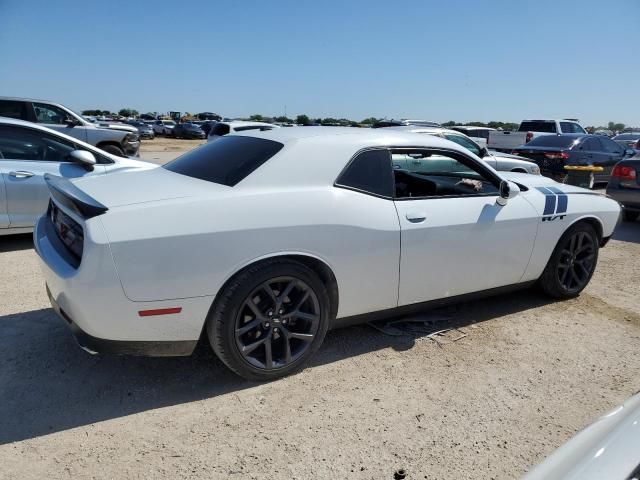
[96,123,138,133]
[70,166,227,208]
[499,171,590,193]
[524,393,640,480]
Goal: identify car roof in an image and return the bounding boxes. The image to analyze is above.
[0,96,67,108]
[453,125,496,130]
[220,121,279,128]
[231,126,483,189]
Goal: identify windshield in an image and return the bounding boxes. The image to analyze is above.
[518,121,557,133]
[614,133,640,140]
[163,121,176,126]
[163,135,283,186]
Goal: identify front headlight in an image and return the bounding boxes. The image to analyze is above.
[125,132,139,142]
[531,165,541,175]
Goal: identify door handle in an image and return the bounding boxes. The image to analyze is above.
[9,170,35,178]
[405,212,426,223]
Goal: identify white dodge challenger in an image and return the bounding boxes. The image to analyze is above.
[34,128,620,380]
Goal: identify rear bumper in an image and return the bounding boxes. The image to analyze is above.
[606,188,640,211]
[46,284,196,356]
[33,213,208,355]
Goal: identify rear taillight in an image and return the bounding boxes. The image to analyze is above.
[525,132,533,143]
[544,151,570,160]
[635,140,640,149]
[611,164,637,181]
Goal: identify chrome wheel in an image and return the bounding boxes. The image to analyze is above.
[557,231,596,293]
[234,276,320,370]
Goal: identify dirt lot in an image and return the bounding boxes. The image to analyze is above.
[139,137,205,165]
[1,144,639,479]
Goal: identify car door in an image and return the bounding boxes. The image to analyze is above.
[31,101,89,142]
[0,125,105,227]
[391,147,539,306]
[599,137,626,173]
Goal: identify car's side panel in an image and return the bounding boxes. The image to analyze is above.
[100,187,402,319]
[520,189,620,282]
[0,164,8,228]
[4,160,105,228]
[394,194,539,305]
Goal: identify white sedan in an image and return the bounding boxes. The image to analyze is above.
[0,118,156,235]
[34,128,620,380]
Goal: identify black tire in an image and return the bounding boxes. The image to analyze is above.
[207,259,331,381]
[98,144,125,157]
[622,210,639,222]
[538,222,599,299]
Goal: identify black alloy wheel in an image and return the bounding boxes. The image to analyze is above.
[207,259,330,381]
[556,230,596,293]
[539,222,599,299]
[234,277,321,369]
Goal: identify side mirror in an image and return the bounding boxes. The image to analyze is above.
[496,180,520,206]
[69,149,96,167]
[479,147,489,158]
[625,148,636,157]
[64,116,80,127]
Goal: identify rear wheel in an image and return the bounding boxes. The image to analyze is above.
[207,259,330,381]
[623,210,639,222]
[539,222,599,299]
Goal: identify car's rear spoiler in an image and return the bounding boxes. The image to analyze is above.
[45,174,108,219]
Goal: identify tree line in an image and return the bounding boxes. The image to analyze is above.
[81,109,635,132]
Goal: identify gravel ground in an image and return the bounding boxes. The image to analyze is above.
[1,142,639,479]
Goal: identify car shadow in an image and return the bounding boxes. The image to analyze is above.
[0,233,33,252]
[612,220,640,244]
[0,289,553,445]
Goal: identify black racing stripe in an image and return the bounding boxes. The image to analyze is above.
[536,187,556,215]
[546,186,568,214]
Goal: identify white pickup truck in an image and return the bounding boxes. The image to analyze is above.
[488,119,586,152]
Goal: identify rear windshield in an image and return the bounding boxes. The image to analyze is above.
[163,136,283,186]
[524,135,581,148]
[518,121,557,133]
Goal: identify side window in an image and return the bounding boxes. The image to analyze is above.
[0,100,28,120]
[560,122,573,133]
[33,102,70,125]
[336,149,393,197]
[392,149,499,199]
[443,134,481,156]
[601,137,623,154]
[0,125,75,161]
[581,138,599,151]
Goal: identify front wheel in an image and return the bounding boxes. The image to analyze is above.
[207,259,330,381]
[98,144,125,157]
[538,222,599,299]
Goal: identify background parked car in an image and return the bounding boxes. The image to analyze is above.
[512,134,635,186]
[199,120,218,137]
[450,126,496,148]
[207,121,279,141]
[171,122,206,139]
[488,119,587,152]
[606,158,640,222]
[126,120,155,139]
[389,126,541,175]
[152,120,176,136]
[0,97,140,157]
[612,132,640,149]
[0,118,155,234]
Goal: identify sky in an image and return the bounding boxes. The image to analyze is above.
[0,0,638,126]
